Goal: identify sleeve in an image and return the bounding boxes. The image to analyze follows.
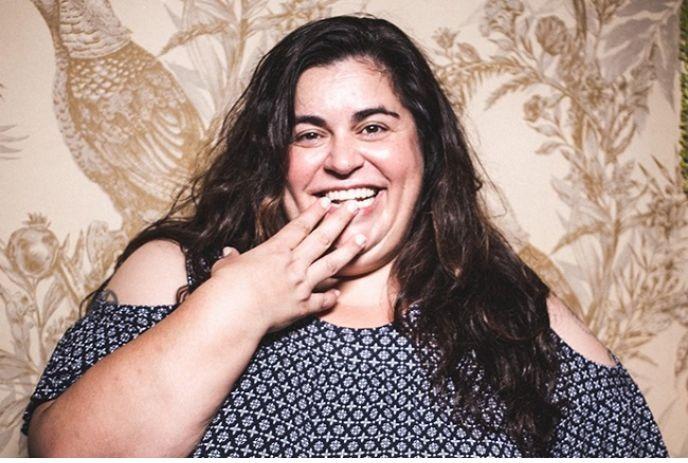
[549,332,669,457]
[20,293,177,436]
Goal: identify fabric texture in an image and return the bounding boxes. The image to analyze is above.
[21,256,668,457]
[21,297,668,457]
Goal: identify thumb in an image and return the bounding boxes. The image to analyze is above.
[221,246,239,258]
[211,246,240,274]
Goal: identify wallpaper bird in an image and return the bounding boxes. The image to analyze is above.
[27,0,582,312]
[30,0,204,238]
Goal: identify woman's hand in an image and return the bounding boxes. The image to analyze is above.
[209,197,366,333]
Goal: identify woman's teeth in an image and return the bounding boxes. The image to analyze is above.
[324,187,378,206]
[355,196,375,207]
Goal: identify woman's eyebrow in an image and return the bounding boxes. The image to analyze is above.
[293,106,400,127]
[294,115,327,127]
[352,106,400,123]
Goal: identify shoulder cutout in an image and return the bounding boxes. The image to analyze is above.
[547,295,616,368]
[105,240,187,306]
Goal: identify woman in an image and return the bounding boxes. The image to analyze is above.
[22,16,667,457]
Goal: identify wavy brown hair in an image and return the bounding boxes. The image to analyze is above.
[98,15,561,456]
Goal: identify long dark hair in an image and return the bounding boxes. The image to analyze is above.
[99,15,561,456]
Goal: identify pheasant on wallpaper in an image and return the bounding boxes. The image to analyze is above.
[31,0,205,238]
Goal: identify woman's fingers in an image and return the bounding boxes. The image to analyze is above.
[306,234,366,287]
[271,197,332,250]
[292,200,360,265]
[304,289,340,314]
[313,277,339,292]
[230,199,366,330]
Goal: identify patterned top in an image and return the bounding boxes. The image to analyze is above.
[22,264,668,457]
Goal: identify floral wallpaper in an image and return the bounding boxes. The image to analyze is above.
[0,0,685,456]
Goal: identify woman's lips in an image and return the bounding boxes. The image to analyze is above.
[326,189,383,217]
[356,189,382,217]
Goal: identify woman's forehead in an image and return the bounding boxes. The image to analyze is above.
[293,59,401,116]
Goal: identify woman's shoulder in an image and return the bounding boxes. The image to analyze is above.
[546,295,616,368]
[104,239,189,307]
[544,297,668,456]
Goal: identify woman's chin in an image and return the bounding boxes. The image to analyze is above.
[332,243,396,278]
[334,257,374,278]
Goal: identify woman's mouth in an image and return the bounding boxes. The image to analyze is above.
[314,186,385,246]
[321,187,380,209]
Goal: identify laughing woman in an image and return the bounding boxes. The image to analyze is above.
[22,16,667,457]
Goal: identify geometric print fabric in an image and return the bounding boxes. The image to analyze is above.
[23,294,668,457]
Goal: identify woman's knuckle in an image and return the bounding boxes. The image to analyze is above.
[275,247,290,258]
[295,285,310,301]
[297,299,311,316]
[324,257,339,275]
[287,274,301,287]
[315,230,333,247]
[288,263,306,282]
[292,218,310,235]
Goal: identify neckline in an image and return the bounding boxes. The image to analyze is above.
[310,315,395,333]
[308,304,420,333]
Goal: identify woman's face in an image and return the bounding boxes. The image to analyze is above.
[284,57,423,276]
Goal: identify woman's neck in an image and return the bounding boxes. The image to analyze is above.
[318,260,396,328]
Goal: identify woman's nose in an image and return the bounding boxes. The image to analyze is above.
[324,136,364,176]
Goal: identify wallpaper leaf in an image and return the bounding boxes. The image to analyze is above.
[604,1,679,107]
[0,394,29,430]
[534,140,564,155]
[677,331,688,378]
[485,72,537,109]
[159,19,229,56]
[0,350,32,382]
[41,279,65,332]
[0,82,27,159]
[616,0,675,17]
[0,125,27,157]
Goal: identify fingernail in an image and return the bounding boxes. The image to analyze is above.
[354,234,366,246]
[346,201,359,213]
[320,197,331,209]
[222,247,233,256]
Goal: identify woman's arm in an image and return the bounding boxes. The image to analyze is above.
[27,198,365,457]
[27,240,264,457]
[546,295,668,456]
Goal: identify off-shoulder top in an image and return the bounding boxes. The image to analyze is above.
[21,257,668,457]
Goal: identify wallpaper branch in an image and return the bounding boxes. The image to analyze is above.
[0,0,685,456]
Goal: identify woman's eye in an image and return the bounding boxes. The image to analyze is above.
[361,124,387,136]
[294,131,321,143]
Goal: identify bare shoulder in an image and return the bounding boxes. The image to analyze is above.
[105,240,188,306]
[547,295,616,367]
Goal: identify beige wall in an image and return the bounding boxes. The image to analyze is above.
[1,0,686,456]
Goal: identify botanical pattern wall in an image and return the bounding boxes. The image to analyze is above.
[0,0,685,456]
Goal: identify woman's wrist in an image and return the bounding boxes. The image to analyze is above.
[189,274,270,342]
